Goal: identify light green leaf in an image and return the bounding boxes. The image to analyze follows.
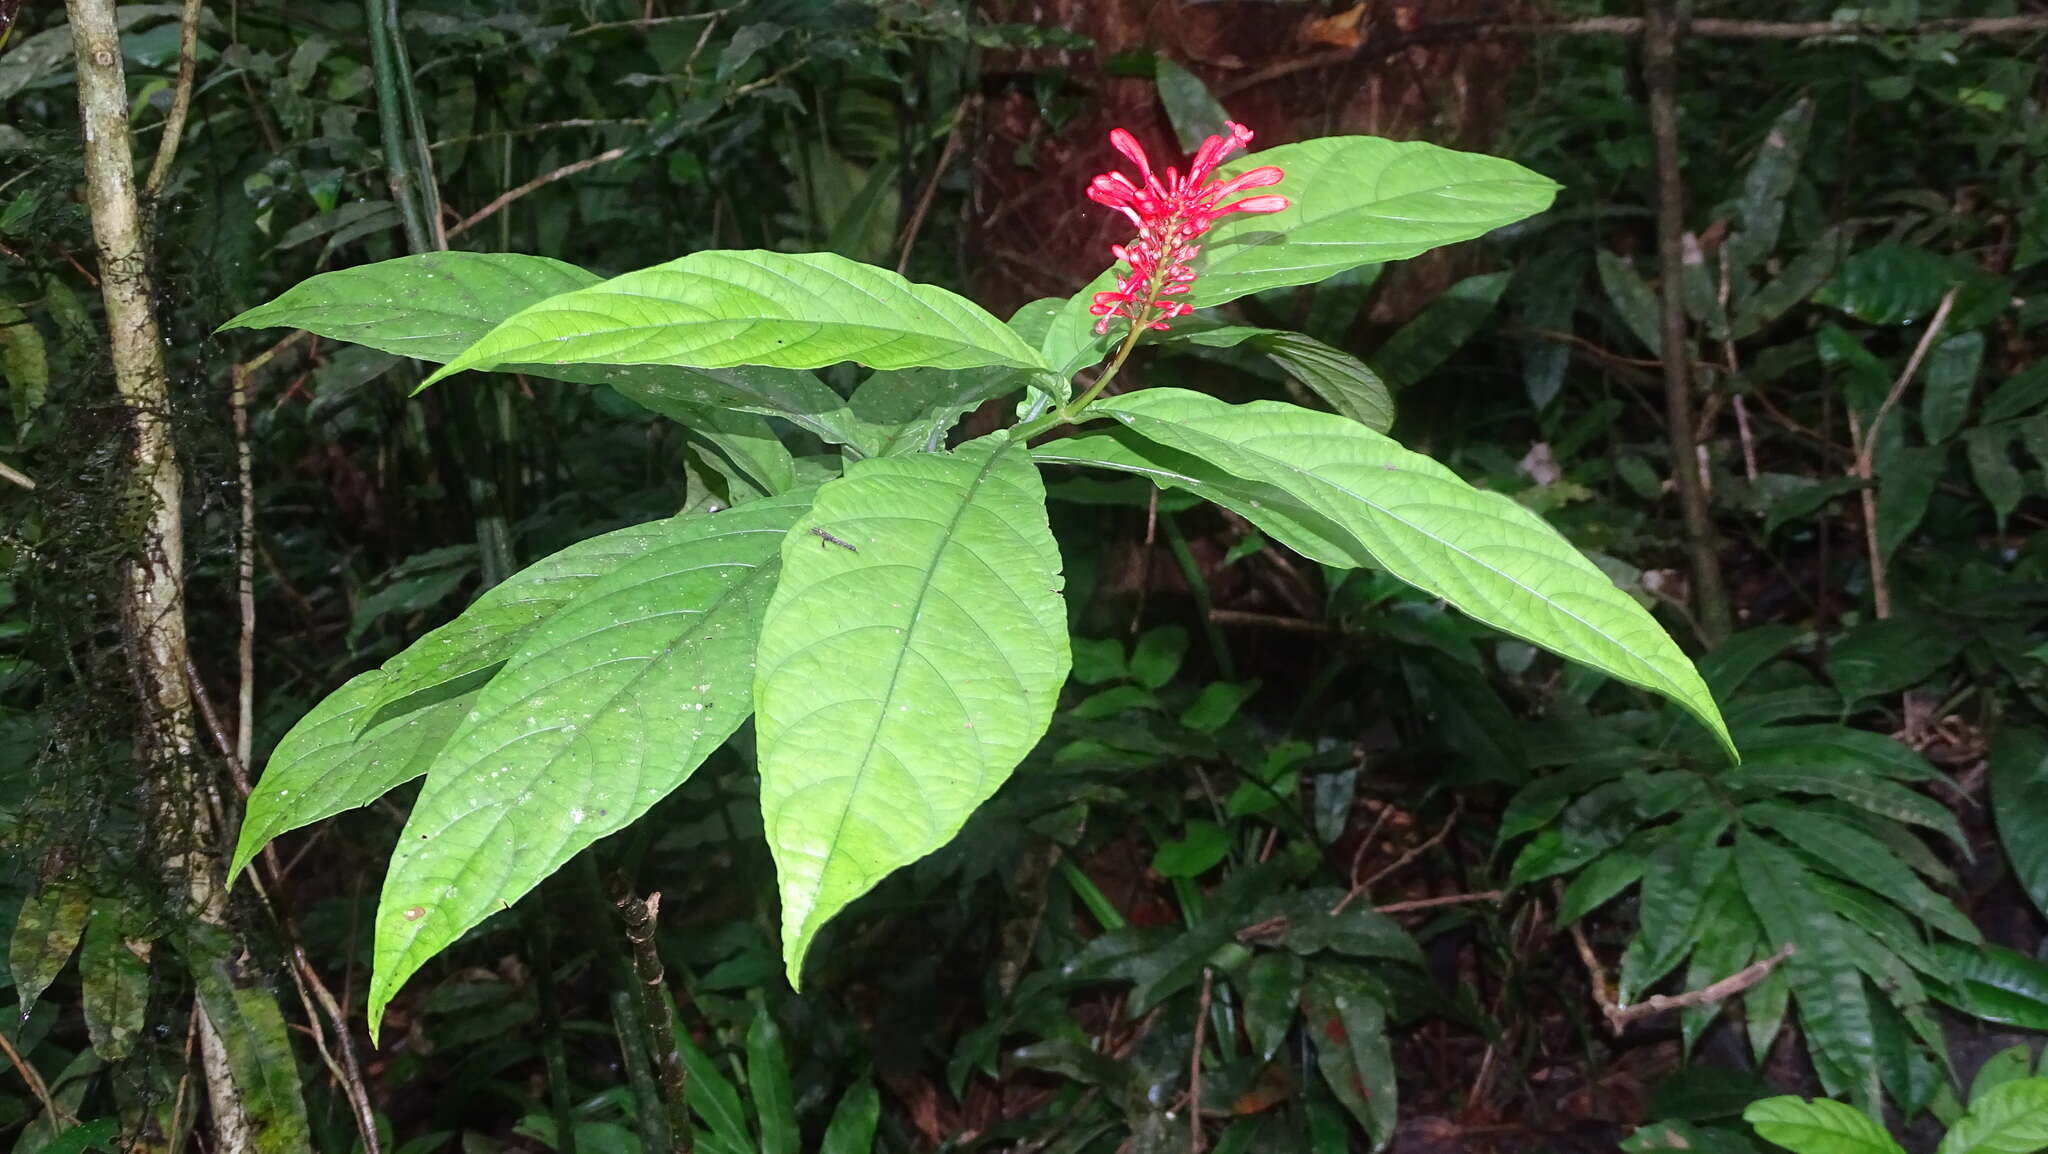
[1743,1096,1904,1154]
[755,433,1067,985]
[1085,389,1732,757]
[424,250,1047,387]
[230,669,472,882]
[219,251,597,361]
[219,252,884,452]
[1939,1079,2048,1154]
[367,492,812,1034]
[1189,137,1558,308]
[1992,730,2048,922]
[1042,135,1558,371]
[367,515,707,722]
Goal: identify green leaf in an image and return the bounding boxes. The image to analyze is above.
[1992,730,2048,921]
[367,516,710,722]
[1939,1079,2048,1154]
[1370,271,1512,390]
[1933,943,2048,1030]
[1557,838,1650,924]
[1966,427,2024,530]
[844,367,1028,456]
[747,1004,799,1154]
[1680,875,1760,1051]
[1189,137,1558,308]
[219,252,891,453]
[1743,1096,1905,1154]
[183,923,314,1150]
[1620,813,1729,1000]
[755,433,1067,984]
[1302,965,1397,1147]
[1727,99,1816,270]
[820,1078,880,1154]
[1086,389,1732,757]
[1983,362,2048,425]
[1747,805,1977,944]
[1626,1120,1766,1154]
[1814,242,1967,326]
[219,252,597,360]
[231,670,473,882]
[1130,625,1189,690]
[1153,820,1230,878]
[677,1030,753,1154]
[10,880,89,1011]
[367,492,812,1033]
[1238,952,1304,1062]
[78,903,147,1061]
[1874,446,1944,561]
[1921,333,1984,444]
[1724,764,1963,847]
[1969,1048,2035,1105]
[1598,250,1665,356]
[424,250,1048,387]
[1155,58,1230,152]
[1737,832,1879,1106]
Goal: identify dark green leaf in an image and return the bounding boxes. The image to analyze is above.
[1302,965,1396,1147]
[1920,333,1984,444]
[1155,58,1229,152]
[1598,250,1663,355]
[747,1003,799,1154]
[9,880,89,1011]
[1371,271,1512,390]
[1933,943,2048,1030]
[1238,952,1303,1061]
[1991,730,2048,921]
[78,903,147,1061]
[820,1078,879,1154]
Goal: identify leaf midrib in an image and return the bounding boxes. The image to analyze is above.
[1116,407,1693,708]
[798,444,1015,933]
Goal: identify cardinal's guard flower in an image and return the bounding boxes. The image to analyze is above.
[1086,121,1289,336]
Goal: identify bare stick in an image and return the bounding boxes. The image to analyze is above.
[1206,609,1331,635]
[0,1024,69,1128]
[143,0,204,198]
[1189,967,1213,1153]
[614,886,692,1154]
[0,459,35,489]
[1332,799,1462,915]
[1606,944,1796,1030]
[897,98,974,275]
[1645,0,1731,645]
[1850,286,1958,619]
[448,148,627,239]
[1374,891,1505,915]
[227,330,304,773]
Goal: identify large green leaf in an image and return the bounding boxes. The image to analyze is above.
[219,251,596,361]
[219,252,918,453]
[1083,389,1732,756]
[367,516,707,722]
[367,492,813,1033]
[1302,965,1397,1147]
[230,669,472,882]
[10,880,89,1011]
[1933,943,2048,1029]
[78,901,146,1062]
[1940,1078,2048,1154]
[1742,1097,1904,1154]
[1041,136,1557,373]
[424,250,1048,387]
[1992,730,2048,921]
[754,433,1068,985]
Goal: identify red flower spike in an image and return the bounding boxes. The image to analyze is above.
[1085,120,1290,335]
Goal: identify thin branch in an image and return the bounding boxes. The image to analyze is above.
[448,148,627,240]
[1206,608,1331,635]
[0,1024,70,1129]
[613,885,692,1154]
[897,98,974,274]
[0,459,35,489]
[1223,15,2048,94]
[142,0,204,199]
[1374,890,1505,915]
[1850,285,1958,619]
[1189,967,1213,1153]
[1332,799,1462,915]
[1646,0,1731,645]
[1607,944,1796,1031]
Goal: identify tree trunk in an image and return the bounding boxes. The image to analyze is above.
[65,1,294,1149]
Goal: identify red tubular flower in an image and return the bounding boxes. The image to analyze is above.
[1085,121,1289,334]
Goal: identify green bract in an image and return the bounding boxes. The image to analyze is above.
[222,130,1728,1050]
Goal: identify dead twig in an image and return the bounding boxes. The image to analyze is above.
[1333,799,1462,915]
[1189,967,1213,1152]
[1374,890,1505,915]
[897,97,975,275]
[142,0,204,198]
[448,148,628,239]
[0,1023,70,1128]
[1608,945,1797,1031]
[1849,285,1958,619]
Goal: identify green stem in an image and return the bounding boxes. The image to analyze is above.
[1060,306,1154,422]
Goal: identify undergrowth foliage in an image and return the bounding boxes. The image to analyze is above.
[217,123,1742,1137]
